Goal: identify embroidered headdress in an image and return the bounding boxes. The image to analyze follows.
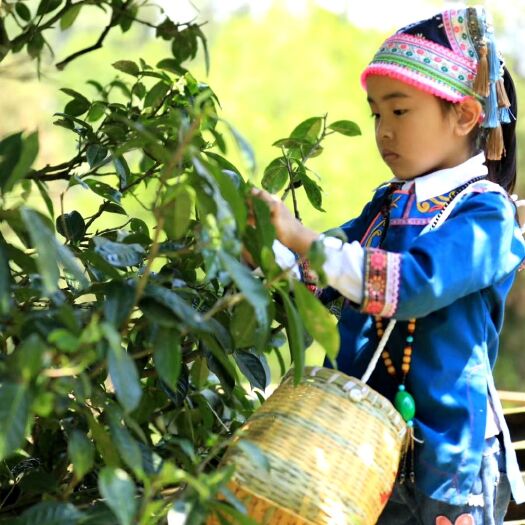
[361,6,513,160]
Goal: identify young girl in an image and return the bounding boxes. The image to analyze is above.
[252,6,525,525]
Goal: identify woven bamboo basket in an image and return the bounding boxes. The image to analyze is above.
[207,366,406,525]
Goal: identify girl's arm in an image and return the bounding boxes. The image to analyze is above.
[251,188,370,303]
[252,189,525,321]
[359,191,525,320]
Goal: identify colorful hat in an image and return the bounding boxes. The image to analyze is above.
[361,6,513,160]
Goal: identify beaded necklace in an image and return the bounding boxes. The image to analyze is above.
[375,175,487,482]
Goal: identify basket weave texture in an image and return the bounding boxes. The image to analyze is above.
[207,367,406,525]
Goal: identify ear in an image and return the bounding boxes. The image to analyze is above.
[452,97,483,136]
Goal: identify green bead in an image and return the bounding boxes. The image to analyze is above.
[395,390,416,422]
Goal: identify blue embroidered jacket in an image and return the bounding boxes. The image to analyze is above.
[322,180,525,505]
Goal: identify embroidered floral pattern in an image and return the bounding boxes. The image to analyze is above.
[443,9,478,61]
[361,248,401,317]
[298,258,318,294]
[361,33,478,102]
[435,514,475,525]
[417,191,455,213]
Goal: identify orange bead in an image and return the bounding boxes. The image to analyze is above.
[403,355,411,364]
[384,358,393,367]
[405,348,413,356]
[377,330,384,336]
[387,366,396,376]
[401,364,410,373]
[381,351,389,359]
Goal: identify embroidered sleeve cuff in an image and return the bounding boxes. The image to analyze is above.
[360,248,401,317]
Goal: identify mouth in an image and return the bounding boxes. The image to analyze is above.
[382,150,400,162]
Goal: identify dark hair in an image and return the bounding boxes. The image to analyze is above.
[439,66,518,194]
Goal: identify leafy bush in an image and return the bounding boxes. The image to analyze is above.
[0,2,359,523]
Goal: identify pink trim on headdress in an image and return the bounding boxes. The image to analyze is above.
[361,64,472,104]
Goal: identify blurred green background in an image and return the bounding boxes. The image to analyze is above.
[1,0,524,389]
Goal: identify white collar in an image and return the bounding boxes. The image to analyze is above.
[392,152,488,203]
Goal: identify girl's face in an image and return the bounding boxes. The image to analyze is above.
[366,75,472,180]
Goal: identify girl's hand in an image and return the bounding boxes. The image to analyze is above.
[250,188,320,255]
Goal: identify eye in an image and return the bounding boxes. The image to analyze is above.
[370,112,379,120]
[393,109,408,116]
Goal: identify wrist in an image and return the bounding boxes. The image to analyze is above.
[285,224,320,256]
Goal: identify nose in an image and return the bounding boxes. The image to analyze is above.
[376,117,394,140]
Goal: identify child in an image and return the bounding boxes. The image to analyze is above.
[252,6,525,525]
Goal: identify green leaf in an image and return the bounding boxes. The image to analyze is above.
[153,328,181,391]
[103,280,136,328]
[219,119,256,174]
[98,467,137,525]
[86,413,121,467]
[300,172,324,212]
[233,350,269,390]
[218,252,269,330]
[105,203,127,215]
[205,348,236,395]
[160,364,189,407]
[272,137,312,149]
[93,237,145,268]
[16,502,84,525]
[112,60,140,77]
[261,157,289,193]
[327,120,361,137]
[35,179,55,218]
[230,301,257,349]
[0,235,12,315]
[86,144,108,168]
[2,131,39,193]
[213,168,247,233]
[293,281,340,362]
[252,196,276,251]
[143,284,212,333]
[84,179,122,204]
[56,211,86,242]
[204,152,241,176]
[129,218,149,237]
[21,207,89,293]
[119,5,137,33]
[112,155,130,187]
[60,88,89,101]
[0,132,22,192]
[15,3,32,21]
[144,80,170,109]
[6,242,37,273]
[60,3,82,30]
[163,185,194,240]
[107,409,144,479]
[0,382,31,461]
[47,328,80,352]
[275,287,305,384]
[290,116,322,142]
[27,32,45,58]
[68,430,95,480]
[86,102,106,122]
[37,0,62,16]
[11,334,46,381]
[20,209,59,293]
[61,89,91,117]
[102,323,142,413]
